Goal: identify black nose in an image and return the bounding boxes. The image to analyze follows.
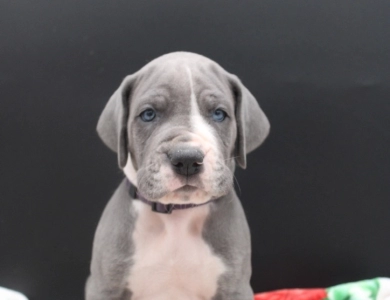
[168,147,204,176]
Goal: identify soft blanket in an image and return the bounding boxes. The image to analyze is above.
[255,278,390,300]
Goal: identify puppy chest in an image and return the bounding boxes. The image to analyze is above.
[128,203,226,300]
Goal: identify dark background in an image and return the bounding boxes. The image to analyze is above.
[1,1,390,299]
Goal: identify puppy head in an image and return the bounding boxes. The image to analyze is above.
[97,52,270,204]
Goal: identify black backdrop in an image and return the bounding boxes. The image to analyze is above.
[1,1,390,299]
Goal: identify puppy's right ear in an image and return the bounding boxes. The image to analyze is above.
[97,75,137,168]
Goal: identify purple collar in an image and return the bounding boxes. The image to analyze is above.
[126,180,213,214]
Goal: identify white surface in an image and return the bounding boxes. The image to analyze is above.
[0,287,28,300]
[378,278,390,300]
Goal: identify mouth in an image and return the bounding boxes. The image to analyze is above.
[174,185,198,193]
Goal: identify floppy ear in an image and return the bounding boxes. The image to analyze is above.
[96,75,137,168]
[228,75,270,169]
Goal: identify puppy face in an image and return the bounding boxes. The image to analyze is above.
[125,57,237,204]
[97,52,270,205]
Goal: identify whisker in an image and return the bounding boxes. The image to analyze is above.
[222,156,240,162]
[140,161,159,170]
[233,174,242,196]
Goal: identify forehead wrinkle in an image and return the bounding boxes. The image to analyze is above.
[134,66,194,125]
[133,70,189,105]
[202,94,234,112]
[191,71,234,110]
[207,73,230,95]
[133,71,174,98]
[135,87,169,103]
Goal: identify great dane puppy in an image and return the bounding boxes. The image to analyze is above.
[86,52,270,300]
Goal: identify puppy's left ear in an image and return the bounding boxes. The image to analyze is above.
[96,75,137,168]
[228,74,270,169]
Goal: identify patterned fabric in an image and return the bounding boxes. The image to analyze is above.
[254,278,390,300]
[255,288,326,300]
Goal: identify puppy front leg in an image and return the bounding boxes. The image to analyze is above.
[212,285,253,300]
[85,275,132,300]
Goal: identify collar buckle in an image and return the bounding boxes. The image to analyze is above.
[151,202,174,214]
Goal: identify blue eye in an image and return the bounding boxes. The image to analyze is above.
[212,109,227,122]
[140,109,156,122]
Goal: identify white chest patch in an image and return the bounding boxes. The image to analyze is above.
[127,201,226,300]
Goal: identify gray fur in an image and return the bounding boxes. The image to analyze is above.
[204,190,254,299]
[85,180,136,299]
[86,52,270,299]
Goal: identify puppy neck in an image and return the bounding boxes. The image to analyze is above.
[125,179,214,214]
